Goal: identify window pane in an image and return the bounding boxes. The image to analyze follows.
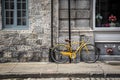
[10,11,14,18]
[17,11,22,17]
[22,11,26,17]
[5,2,9,9]
[5,0,9,1]
[17,18,22,25]
[17,18,26,25]
[10,2,14,9]
[10,18,13,24]
[6,18,10,24]
[6,11,14,18]
[22,0,26,2]
[5,0,14,2]
[22,3,26,9]
[17,3,22,9]
[11,0,14,1]
[6,18,14,25]
[22,18,26,25]
[6,11,9,17]
[17,0,22,2]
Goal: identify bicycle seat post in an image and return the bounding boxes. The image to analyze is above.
[65,39,72,63]
[65,39,71,44]
[80,35,85,41]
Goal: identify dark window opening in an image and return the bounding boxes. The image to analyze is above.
[96,0,120,27]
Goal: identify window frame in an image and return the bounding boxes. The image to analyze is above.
[2,0,29,30]
[93,0,120,31]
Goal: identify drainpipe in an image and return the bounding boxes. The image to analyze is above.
[51,0,53,48]
[49,0,54,62]
[68,0,71,63]
[68,0,71,45]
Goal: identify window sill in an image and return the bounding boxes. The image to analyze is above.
[2,27,29,31]
[94,27,120,31]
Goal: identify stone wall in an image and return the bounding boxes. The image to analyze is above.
[53,0,94,44]
[0,0,51,62]
[0,0,95,62]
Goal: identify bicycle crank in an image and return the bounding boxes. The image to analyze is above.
[70,53,76,59]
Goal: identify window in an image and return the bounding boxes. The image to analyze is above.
[2,0,28,29]
[95,0,120,28]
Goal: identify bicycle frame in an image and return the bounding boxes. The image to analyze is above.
[74,40,89,54]
[51,35,99,63]
[61,39,89,59]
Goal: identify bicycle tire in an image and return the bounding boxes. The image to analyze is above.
[51,45,69,63]
[82,44,100,63]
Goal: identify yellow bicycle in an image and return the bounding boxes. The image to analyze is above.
[51,35,100,63]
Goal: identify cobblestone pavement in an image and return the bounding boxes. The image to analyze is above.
[1,78,120,80]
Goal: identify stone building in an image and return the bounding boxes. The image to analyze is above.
[0,0,120,62]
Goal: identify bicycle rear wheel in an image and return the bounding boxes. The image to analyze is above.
[82,44,100,63]
[51,45,69,63]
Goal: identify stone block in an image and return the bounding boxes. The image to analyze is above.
[59,0,90,9]
[30,51,42,62]
[17,51,28,62]
[36,39,42,45]
[12,52,19,58]
[59,10,76,19]
[0,52,4,57]
[41,48,49,62]
[17,45,31,52]
[77,10,90,18]
[25,51,33,58]
[3,51,12,58]
[59,0,77,9]
[27,39,38,46]
[76,20,90,27]
[59,20,75,30]
[29,0,51,15]
[59,19,90,29]
[76,0,90,9]
[0,40,4,45]
[60,10,90,19]
[28,33,38,39]
[34,26,44,34]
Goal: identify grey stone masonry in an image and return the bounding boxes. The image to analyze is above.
[0,0,2,30]
[0,0,94,62]
[0,0,51,62]
[53,0,94,44]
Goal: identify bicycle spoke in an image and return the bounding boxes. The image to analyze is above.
[51,45,69,63]
[82,44,99,63]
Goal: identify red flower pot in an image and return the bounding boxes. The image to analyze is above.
[106,48,113,55]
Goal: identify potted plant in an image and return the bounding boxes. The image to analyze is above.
[109,14,117,27]
[96,13,103,27]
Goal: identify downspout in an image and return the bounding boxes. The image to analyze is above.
[68,0,71,63]
[49,0,54,62]
[51,0,53,48]
[68,0,71,45]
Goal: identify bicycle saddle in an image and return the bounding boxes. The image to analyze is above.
[65,39,71,42]
[80,35,85,36]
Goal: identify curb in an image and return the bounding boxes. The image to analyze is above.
[0,73,120,79]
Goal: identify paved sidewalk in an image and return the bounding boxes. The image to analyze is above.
[0,62,120,79]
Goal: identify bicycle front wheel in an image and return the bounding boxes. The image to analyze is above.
[82,44,100,63]
[51,45,69,63]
